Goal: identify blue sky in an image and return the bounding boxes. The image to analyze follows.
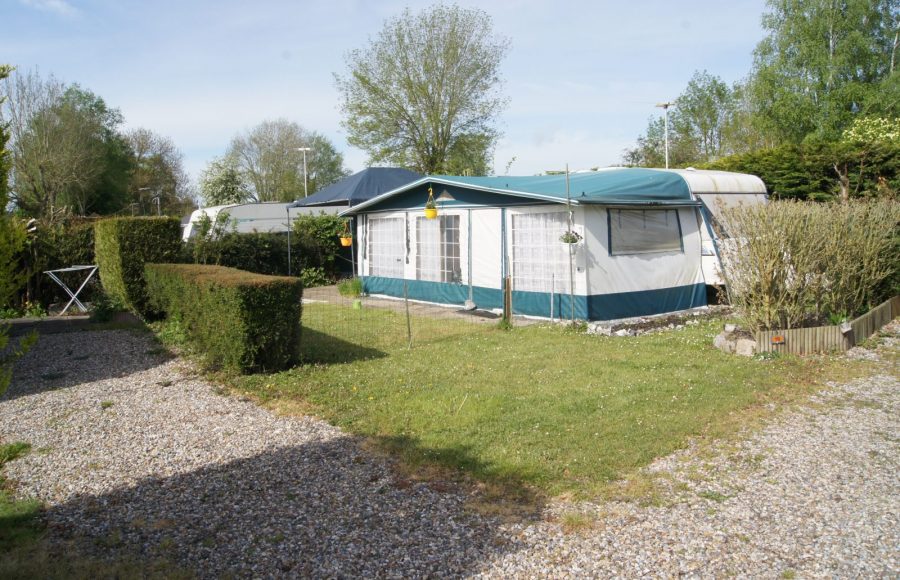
[2,0,767,182]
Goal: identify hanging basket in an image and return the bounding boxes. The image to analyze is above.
[424,186,438,219]
[559,231,582,244]
[339,220,353,246]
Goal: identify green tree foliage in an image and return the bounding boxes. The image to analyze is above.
[125,128,194,216]
[226,119,349,202]
[626,0,899,176]
[0,65,28,308]
[749,0,899,143]
[0,64,35,395]
[624,71,737,167]
[335,4,509,174]
[0,70,133,221]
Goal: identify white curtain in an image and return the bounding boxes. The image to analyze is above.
[368,217,405,277]
[609,209,681,256]
[511,211,571,293]
[416,217,442,282]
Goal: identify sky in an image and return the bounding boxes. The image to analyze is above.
[2,0,767,184]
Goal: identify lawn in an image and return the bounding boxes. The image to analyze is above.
[235,303,849,498]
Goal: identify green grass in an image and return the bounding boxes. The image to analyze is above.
[0,442,42,552]
[233,302,850,499]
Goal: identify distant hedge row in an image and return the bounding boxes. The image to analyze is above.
[94,217,181,315]
[144,263,303,373]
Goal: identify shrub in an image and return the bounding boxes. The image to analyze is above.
[337,277,363,298]
[94,217,181,316]
[718,199,900,331]
[26,219,98,307]
[182,222,351,283]
[144,263,303,372]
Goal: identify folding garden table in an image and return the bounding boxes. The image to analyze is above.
[43,265,98,315]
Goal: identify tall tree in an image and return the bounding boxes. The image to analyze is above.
[624,71,736,167]
[125,128,194,215]
[199,156,249,206]
[0,64,27,308]
[0,70,133,220]
[335,4,509,174]
[749,0,900,143]
[226,119,349,202]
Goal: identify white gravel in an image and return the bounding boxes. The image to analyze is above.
[2,322,898,577]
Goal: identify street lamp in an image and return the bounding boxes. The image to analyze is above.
[295,147,311,197]
[656,102,675,169]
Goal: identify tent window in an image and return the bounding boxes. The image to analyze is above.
[367,217,405,278]
[511,211,571,293]
[416,215,461,283]
[608,209,682,256]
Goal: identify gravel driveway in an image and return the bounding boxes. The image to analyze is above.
[2,324,898,577]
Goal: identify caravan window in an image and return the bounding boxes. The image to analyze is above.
[367,217,406,278]
[608,209,682,256]
[416,215,461,283]
[511,211,571,293]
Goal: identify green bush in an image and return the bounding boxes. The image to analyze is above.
[719,199,900,331]
[182,222,351,283]
[94,217,181,316]
[27,219,98,307]
[337,277,363,298]
[144,263,303,372]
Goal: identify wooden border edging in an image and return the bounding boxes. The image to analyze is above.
[755,296,899,355]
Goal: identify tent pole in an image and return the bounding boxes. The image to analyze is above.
[566,164,575,323]
[286,206,292,276]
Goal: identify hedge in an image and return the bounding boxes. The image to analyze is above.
[94,217,181,315]
[144,263,303,373]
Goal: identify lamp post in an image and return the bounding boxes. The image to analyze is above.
[656,102,675,169]
[295,147,311,197]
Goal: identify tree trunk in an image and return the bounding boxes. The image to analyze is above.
[833,162,850,203]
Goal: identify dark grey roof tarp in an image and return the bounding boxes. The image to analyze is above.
[288,167,421,208]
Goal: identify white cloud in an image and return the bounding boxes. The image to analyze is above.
[20,0,77,17]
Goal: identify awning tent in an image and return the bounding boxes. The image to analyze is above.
[340,167,766,321]
[288,167,422,208]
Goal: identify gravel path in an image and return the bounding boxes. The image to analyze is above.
[2,323,898,577]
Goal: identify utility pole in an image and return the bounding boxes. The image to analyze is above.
[296,147,311,197]
[656,102,675,169]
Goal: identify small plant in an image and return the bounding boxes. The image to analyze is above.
[89,291,120,323]
[827,311,849,325]
[0,307,19,319]
[100,401,114,410]
[497,317,513,331]
[698,490,729,502]
[22,302,47,318]
[0,442,31,466]
[299,267,330,288]
[337,278,363,298]
[559,230,582,244]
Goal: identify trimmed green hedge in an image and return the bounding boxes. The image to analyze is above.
[94,217,181,315]
[144,263,303,373]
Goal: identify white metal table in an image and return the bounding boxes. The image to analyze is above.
[43,265,99,315]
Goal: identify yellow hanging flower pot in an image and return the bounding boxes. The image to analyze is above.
[424,186,438,219]
[339,220,353,246]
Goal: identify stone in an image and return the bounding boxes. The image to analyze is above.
[614,329,634,337]
[735,338,758,357]
[588,323,612,336]
[713,332,734,353]
[724,323,737,333]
